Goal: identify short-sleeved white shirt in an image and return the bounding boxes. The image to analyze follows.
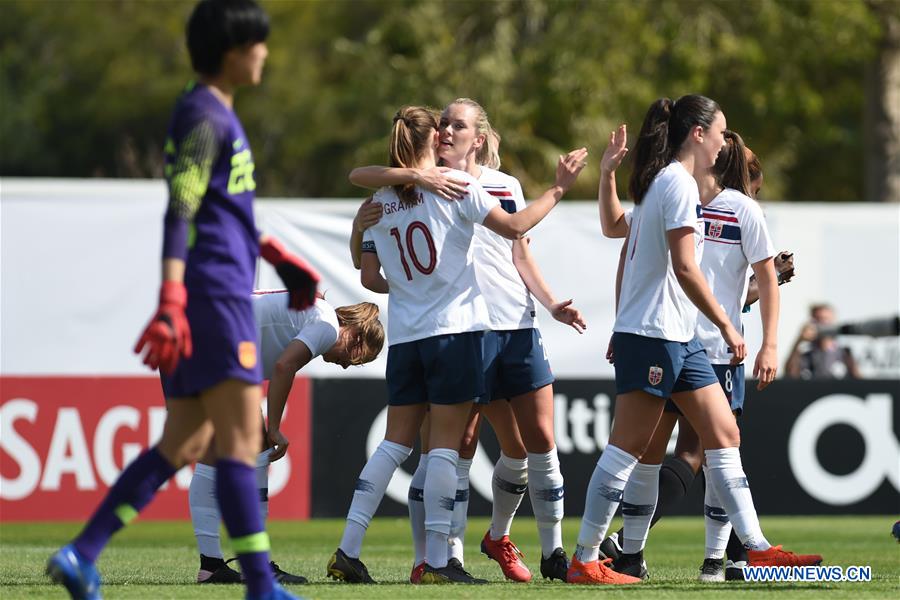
[253,292,340,380]
[614,161,704,342]
[695,189,776,363]
[473,167,538,330]
[362,170,499,345]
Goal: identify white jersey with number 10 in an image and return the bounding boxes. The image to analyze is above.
[362,169,500,346]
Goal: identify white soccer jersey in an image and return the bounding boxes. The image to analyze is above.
[614,161,704,342]
[695,189,776,363]
[473,167,538,330]
[362,170,499,345]
[253,292,340,380]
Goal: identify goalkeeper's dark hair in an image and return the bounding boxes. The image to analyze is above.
[712,130,751,197]
[187,0,270,76]
[628,94,721,204]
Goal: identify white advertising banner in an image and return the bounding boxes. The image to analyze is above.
[2,178,898,378]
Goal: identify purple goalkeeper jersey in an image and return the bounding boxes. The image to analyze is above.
[162,82,259,299]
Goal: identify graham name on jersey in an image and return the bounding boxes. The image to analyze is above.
[382,193,425,214]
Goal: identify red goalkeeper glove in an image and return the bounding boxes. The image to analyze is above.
[134,281,192,374]
[260,237,321,310]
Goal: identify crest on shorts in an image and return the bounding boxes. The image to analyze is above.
[648,365,663,386]
[238,341,258,369]
[708,220,724,239]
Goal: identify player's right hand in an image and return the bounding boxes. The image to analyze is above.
[600,124,628,174]
[721,323,747,365]
[134,281,191,374]
[267,428,290,462]
[355,196,383,232]
[556,147,589,191]
[416,166,469,201]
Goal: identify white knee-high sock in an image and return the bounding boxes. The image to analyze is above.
[575,445,638,562]
[256,449,272,523]
[704,448,770,551]
[528,448,565,558]
[490,453,528,540]
[340,440,413,558]
[621,462,661,554]
[424,448,459,569]
[408,452,428,566]
[448,457,472,564]
[703,465,731,559]
[189,463,223,559]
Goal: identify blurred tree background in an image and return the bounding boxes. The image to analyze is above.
[1,0,898,201]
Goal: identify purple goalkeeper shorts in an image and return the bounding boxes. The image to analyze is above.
[161,294,262,398]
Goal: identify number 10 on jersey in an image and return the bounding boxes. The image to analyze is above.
[390,222,437,281]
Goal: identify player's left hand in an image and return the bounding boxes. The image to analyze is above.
[267,428,290,462]
[260,236,321,311]
[606,336,615,364]
[754,345,778,390]
[551,299,586,334]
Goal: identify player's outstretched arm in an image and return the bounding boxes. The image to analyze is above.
[349,166,469,200]
[512,239,585,333]
[598,124,629,238]
[260,235,321,310]
[267,340,314,461]
[669,227,746,363]
[750,256,779,390]
[483,148,587,240]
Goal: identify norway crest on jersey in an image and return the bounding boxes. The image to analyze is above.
[648,365,664,386]
[708,220,724,239]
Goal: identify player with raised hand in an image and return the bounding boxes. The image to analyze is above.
[348,98,586,583]
[46,2,315,599]
[596,127,803,582]
[569,95,821,586]
[327,105,584,585]
[595,125,792,580]
[189,293,384,584]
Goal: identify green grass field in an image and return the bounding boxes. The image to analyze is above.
[1,516,897,599]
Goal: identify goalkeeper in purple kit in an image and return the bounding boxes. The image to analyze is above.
[46,2,316,599]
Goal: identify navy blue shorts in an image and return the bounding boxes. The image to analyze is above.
[613,332,718,399]
[386,331,485,406]
[161,295,262,398]
[478,328,554,404]
[664,363,745,415]
[714,364,745,414]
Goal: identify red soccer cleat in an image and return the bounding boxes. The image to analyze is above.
[409,562,425,584]
[480,531,532,582]
[567,556,642,585]
[747,545,823,567]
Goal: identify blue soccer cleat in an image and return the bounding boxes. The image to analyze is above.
[247,582,305,600]
[46,544,102,600]
[892,520,900,543]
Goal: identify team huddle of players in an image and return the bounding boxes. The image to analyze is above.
[45,1,823,599]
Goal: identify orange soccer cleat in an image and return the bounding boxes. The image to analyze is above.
[566,556,642,585]
[480,531,532,582]
[747,545,823,567]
